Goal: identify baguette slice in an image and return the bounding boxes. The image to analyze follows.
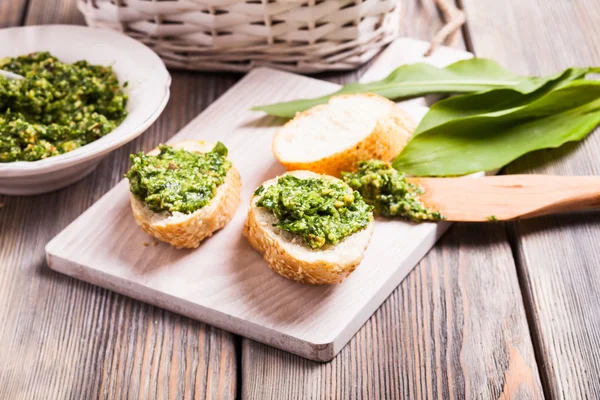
[130,140,241,249]
[243,170,375,285]
[272,93,416,177]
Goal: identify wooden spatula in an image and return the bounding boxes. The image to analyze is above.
[407,175,600,222]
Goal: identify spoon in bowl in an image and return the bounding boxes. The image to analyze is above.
[0,70,23,80]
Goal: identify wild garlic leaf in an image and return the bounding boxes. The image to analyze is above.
[392,80,600,176]
[415,67,600,134]
[251,59,597,118]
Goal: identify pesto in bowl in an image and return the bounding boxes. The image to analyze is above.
[255,175,374,249]
[0,52,128,162]
[126,143,232,214]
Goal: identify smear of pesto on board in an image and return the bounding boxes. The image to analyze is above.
[255,175,373,249]
[342,160,444,221]
[0,52,128,162]
[126,143,231,215]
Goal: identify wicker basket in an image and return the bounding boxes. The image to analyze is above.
[78,0,400,73]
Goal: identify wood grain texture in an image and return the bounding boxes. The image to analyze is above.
[461,0,600,397]
[0,0,28,27]
[0,3,240,391]
[24,0,84,25]
[242,224,543,399]
[241,0,543,397]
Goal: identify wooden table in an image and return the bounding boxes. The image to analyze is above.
[1,0,598,398]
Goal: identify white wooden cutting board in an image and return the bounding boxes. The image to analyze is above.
[46,39,472,362]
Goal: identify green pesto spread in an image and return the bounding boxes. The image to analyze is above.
[255,175,373,249]
[126,143,231,214]
[0,52,128,162]
[342,160,444,222]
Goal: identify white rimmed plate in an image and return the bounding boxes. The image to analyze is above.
[0,25,171,195]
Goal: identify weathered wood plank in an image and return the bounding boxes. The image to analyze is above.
[0,70,240,400]
[242,224,543,399]
[0,0,28,27]
[460,0,600,398]
[24,0,85,25]
[0,3,240,396]
[241,1,543,398]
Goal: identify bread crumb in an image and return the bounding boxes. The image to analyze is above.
[143,242,149,247]
[152,241,159,246]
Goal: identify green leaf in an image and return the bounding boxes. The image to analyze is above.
[252,59,524,118]
[251,59,597,118]
[392,80,600,176]
[212,141,228,157]
[415,67,600,134]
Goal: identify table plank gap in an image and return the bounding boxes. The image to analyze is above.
[0,3,242,395]
[25,0,84,26]
[454,0,475,53]
[240,1,543,398]
[0,0,29,27]
[457,0,557,395]
[506,222,553,399]
[460,0,600,398]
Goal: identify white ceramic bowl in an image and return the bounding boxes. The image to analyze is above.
[0,25,171,195]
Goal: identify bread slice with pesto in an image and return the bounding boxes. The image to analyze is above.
[127,140,241,249]
[272,93,416,177]
[243,170,375,285]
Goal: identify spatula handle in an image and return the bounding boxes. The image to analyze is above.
[412,175,600,222]
[519,175,600,218]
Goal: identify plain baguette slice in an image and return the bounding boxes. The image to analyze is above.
[130,140,241,249]
[243,170,375,285]
[272,93,416,177]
